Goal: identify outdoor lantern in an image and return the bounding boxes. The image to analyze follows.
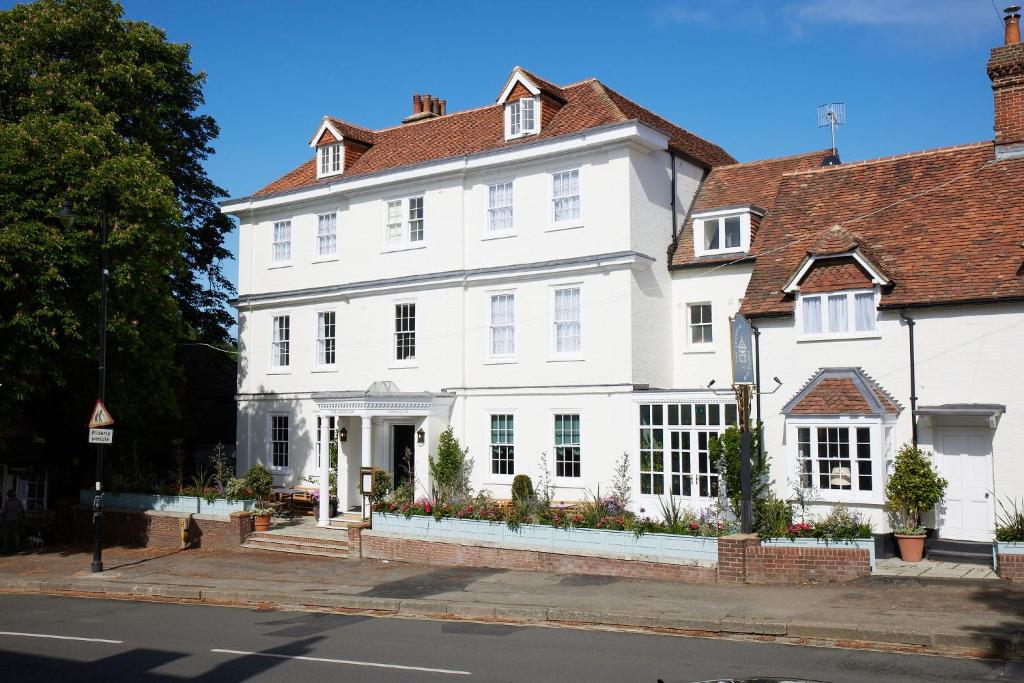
[338,427,347,442]
[417,427,426,445]
[360,466,374,495]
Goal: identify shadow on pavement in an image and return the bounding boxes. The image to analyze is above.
[359,566,500,599]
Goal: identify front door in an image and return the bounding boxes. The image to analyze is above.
[392,425,416,489]
[936,429,995,541]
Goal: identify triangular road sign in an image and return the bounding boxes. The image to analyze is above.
[88,400,114,429]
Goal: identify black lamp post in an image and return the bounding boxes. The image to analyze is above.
[56,196,109,573]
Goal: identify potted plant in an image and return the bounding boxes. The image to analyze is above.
[885,444,948,562]
[244,464,275,532]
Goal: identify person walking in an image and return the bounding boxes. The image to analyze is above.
[1,489,25,553]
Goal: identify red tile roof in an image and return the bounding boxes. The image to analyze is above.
[740,141,1024,316]
[670,150,836,268]
[249,71,734,199]
[782,368,901,416]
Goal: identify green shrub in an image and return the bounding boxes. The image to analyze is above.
[755,497,792,539]
[885,444,947,534]
[429,427,473,505]
[710,425,770,519]
[996,498,1024,542]
[371,469,392,505]
[511,475,534,503]
[815,504,872,541]
[243,463,273,504]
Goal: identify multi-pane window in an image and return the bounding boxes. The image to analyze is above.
[487,182,514,233]
[797,426,873,493]
[688,303,713,345]
[272,221,291,264]
[638,403,737,497]
[701,216,742,252]
[385,197,425,248]
[552,170,581,223]
[316,415,336,469]
[317,311,336,366]
[490,414,515,475]
[271,315,290,368]
[553,287,581,354]
[554,414,581,478]
[18,471,46,512]
[319,143,342,176]
[271,415,289,469]
[801,291,876,336]
[394,303,416,361]
[508,98,536,136]
[317,213,337,257]
[489,294,515,357]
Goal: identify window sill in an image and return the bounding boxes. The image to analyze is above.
[505,130,538,141]
[547,355,584,363]
[481,231,517,241]
[483,357,518,365]
[797,333,881,343]
[683,346,716,354]
[311,366,338,373]
[546,222,584,233]
[268,262,292,270]
[694,248,747,259]
[552,480,585,489]
[266,368,292,375]
[382,243,427,254]
[312,256,339,264]
[803,490,883,506]
[483,478,516,487]
[388,362,419,370]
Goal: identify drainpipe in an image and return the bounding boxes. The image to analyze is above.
[669,151,678,240]
[752,323,763,464]
[899,311,918,447]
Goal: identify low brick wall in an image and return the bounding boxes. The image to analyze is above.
[69,506,252,549]
[744,544,871,584]
[347,521,369,557]
[717,534,760,583]
[997,554,1024,583]
[361,532,718,583]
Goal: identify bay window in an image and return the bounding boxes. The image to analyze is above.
[638,402,737,498]
[794,423,876,497]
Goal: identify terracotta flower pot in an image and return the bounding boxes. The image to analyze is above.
[895,533,926,562]
[254,514,272,532]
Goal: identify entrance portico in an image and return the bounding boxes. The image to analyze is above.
[313,382,454,526]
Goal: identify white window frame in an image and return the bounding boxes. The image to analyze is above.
[315,212,338,260]
[485,181,515,236]
[316,415,337,470]
[269,413,290,472]
[692,209,753,257]
[383,195,426,251]
[269,313,291,372]
[550,285,583,360]
[488,292,516,360]
[787,418,885,505]
[686,302,714,350]
[271,220,292,266]
[315,310,337,369]
[317,143,343,179]
[489,413,515,477]
[505,96,540,140]
[549,168,582,229]
[797,288,879,341]
[393,302,417,365]
[553,413,582,479]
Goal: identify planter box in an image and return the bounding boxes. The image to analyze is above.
[371,513,717,565]
[993,541,1024,569]
[763,537,876,570]
[79,490,253,516]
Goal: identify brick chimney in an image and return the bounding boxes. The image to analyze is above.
[402,92,444,124]
[988,6,1024,157]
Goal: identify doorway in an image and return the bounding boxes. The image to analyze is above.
[392,425,416,489]
[936,428,995,541]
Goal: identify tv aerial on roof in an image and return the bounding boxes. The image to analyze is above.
[817,102,846,163]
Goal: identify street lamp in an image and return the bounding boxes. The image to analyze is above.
[54,195,109,573]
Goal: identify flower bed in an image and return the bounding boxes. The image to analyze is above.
[80,490,253,516]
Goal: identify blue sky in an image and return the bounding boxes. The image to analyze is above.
[16,0,1013,295]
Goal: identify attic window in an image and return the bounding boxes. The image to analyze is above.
[692,210,753,257]
[318,143,342,178]
[506,97,539,139]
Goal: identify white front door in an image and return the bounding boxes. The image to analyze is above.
[936,429,995,541]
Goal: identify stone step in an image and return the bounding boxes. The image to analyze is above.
[242,538,349,558]
[926,538,993,565]
[248,531,349,548]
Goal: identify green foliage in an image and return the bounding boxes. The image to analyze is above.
[242,464,273,504]
[885,444,948,534]
[610,451,632,511]
[656,495,698,535]
[755,497,793,539]
[996,498,1024,542]
[428,427,473,505]
[710,425,770,518]
[511,475,534,503]
[814,504,873,541]
[371,469,392,506]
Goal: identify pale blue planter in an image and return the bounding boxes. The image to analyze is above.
[993,541,1024,570]
[80,490,253,515]
[372,513,717,564]
[763,537,876,570]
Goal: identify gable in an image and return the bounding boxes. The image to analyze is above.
[782,368,901,417]
[798,257,874,293]
[317,129,339,146]
[507,81,534,101]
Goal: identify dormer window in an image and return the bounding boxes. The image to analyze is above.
[318,143,342,178]
[507,97,537,138]
[692,209,755,257]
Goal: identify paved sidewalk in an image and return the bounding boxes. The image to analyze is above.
[875,556,998,580]
[1,545,1022,659]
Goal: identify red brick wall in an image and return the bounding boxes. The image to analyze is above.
[361,533,717,583]
[989,44,1024,145]
[717,534,760,583]
[69,507,251,549]
[347,521,369,558]
[744,545,870,584]
[998,554,1024,583]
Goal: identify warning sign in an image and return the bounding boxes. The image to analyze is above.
[88,400,114,429]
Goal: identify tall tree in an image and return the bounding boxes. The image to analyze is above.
[0,0,234,478]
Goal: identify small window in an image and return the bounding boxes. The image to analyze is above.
[688,303,713,345]
[801,291,876,337]
[553,287,581,355]
[271,315,290,368]
[272,221,291,264]
[552,170,580,224]
[507,97,538,138]
[696,214,746,256]
[490,414,514,475]
[317,213,337,258]
[385,196,425,248]
[394,303,416,361]
[271,415,289,469]
[318,143,342,177]
[554,414,581,478]
[489,293,515,357]
[317,311,336,366]
[487,182,514,234]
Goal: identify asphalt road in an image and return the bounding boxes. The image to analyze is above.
[0,595,1017,682]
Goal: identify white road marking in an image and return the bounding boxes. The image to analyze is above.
[0,631,123,644]
[210,648,472,675]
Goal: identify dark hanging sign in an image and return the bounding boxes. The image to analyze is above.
[730,314,755,385]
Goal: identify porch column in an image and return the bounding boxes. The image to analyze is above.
[360,414,372,520]
[337,418,348,513]
[317,413,330,527]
